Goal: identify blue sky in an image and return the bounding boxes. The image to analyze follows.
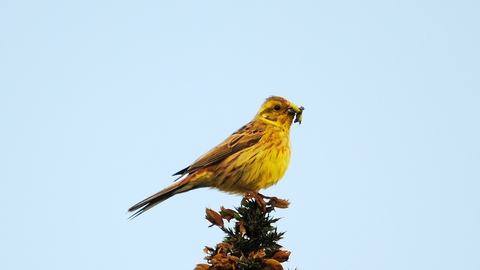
[1,1,479,269]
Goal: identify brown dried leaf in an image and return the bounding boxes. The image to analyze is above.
[272,250,291,263]
[263,258,283,270]
[220,207,237,222]
[228,256,240,262]
[236,221,246,237]
[205,208,224,227]
[194,264,210,270]
[211,253,232,269]
[253,250,266,259]
[216,242,233,254]
[204,255,213,261]
[268,197,290,209]
[204,246,214,254]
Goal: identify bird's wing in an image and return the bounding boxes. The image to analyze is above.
[173,121,265,177]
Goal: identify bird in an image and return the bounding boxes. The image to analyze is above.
[128,96,304,218]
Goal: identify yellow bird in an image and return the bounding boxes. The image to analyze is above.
[128,96,304,218]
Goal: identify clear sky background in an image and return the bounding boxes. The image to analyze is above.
[1,1,479,270]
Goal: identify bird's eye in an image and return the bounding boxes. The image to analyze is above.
[274,105,281,111]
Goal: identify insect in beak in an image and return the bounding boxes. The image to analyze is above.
[288,104,304,124]
[294,106,304,124]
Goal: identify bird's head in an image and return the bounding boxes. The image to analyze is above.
[255,96,304,129]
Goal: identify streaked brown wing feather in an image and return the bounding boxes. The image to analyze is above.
[173,121,265,177]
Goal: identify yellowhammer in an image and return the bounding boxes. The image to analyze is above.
[128,96,304,218]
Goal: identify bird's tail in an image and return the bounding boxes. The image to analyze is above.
[128,177,197,219]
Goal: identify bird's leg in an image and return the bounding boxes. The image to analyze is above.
[241,190,267,212]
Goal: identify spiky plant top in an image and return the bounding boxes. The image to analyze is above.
[195,195,293,270]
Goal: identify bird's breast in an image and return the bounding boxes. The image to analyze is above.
[213,129,291,193]
[251,131,291,190]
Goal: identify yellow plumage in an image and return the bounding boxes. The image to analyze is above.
[128,96,304,218]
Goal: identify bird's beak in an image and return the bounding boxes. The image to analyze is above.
[289,104,305,124]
